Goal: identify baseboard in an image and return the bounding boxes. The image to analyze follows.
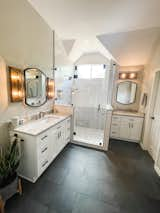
[154,165,160,176]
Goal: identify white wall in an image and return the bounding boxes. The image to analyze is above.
[141,37,160,149]
[0,0,54,145]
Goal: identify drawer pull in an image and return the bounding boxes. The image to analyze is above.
[41,147,48,153]
[58,131,62,138]
[42,160,48,168]
[57,126,61,129]
[41,135,48,140]
[112,123,118,126]
[112,131,117,134]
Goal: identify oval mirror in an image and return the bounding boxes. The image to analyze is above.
[24,68,47,107]
[116,81,137,105]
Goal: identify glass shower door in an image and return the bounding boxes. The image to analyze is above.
[72,64,109,148]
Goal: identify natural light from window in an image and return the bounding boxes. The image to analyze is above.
[77,64,105,79]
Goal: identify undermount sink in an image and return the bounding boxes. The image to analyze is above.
[14,114,67,135]
[44,114,65,119]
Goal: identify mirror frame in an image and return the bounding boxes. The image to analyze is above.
[116,81,137,105]
[24,68,47,107]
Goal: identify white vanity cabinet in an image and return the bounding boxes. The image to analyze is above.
[110,114,144,142]
[14,117,71,183]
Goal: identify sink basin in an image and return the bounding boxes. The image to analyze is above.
[44,114,65,120]
[14,114,66,135]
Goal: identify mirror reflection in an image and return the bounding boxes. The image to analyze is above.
[24,68,46,106]
[117,81,137,105]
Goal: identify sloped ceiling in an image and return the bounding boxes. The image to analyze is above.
[28,0,160,65]
[75,52,110,65]
[68,37,114,63]
[62,39,75,55]
[28,0,160,38]
[98,28,160,66]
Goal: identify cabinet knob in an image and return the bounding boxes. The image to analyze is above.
[151,116,155,120]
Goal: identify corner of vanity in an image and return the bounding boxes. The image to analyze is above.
[12,114,72,183]
[110,110,144,143]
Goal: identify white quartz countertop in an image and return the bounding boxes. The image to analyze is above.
[14,114,70,136]
[113,110,144,118]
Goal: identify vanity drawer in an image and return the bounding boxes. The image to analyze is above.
[38,158,49,175]
[112,116,121,124]
[38,145,49,161]
[110,130,119,138]
[112,115,120,120]
[111,122,119,127]
[111,125,119,132]
[38,131,49,150]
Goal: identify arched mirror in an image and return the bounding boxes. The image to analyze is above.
[24,68,47,107]
[116,81,137,105]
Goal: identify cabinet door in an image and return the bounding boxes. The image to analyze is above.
[65,118,71,144]
[129,118,143,141]
[119,117,130,140]
[48,128,59,162]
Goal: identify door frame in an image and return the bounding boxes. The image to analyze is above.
[144,69,160,159]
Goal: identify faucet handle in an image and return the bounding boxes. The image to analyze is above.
[39,111,45,118]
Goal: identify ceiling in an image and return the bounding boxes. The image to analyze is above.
[98,28,160,66]
[28,0,160,65]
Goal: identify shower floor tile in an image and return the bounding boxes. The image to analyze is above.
[74,126,104,146]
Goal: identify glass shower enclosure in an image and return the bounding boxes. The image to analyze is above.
[54,63,113,149]
[72,64,110,148]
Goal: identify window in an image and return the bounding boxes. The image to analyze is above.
[91,65,105,78]
[77,65,91,79]
[77,64,105,79]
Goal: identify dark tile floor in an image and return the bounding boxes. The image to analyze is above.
[5,140,160,213]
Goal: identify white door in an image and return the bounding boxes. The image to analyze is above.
[149,72,160,161]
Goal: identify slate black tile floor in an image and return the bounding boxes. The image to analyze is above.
[5,140,160,213]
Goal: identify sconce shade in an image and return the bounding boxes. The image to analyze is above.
[9,66,23,102]
[47,78,54,99]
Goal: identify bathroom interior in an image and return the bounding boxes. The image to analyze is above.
[0,0,160,212]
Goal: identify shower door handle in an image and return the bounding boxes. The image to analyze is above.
[97,104,101,112]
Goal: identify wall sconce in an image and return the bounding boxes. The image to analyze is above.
[128,72,137,79]
[119,72,137,80]
[9,66,23,102]
[47,78,54,99]
[119,73,127,80]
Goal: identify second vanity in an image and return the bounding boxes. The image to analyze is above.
[13,114,71,183]
[110,111,144,143]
